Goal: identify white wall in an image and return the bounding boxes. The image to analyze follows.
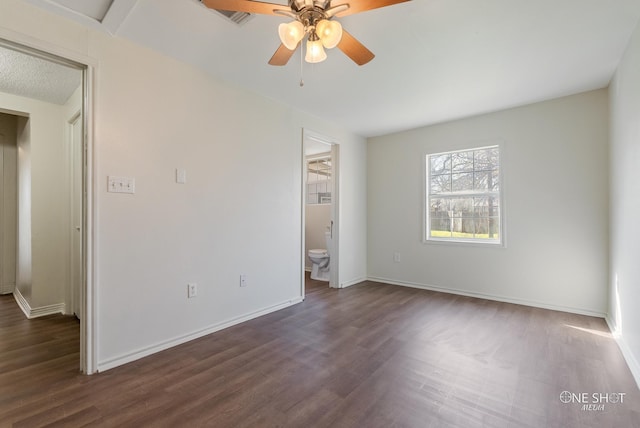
[91,36,366,367]
[0,112,17,294]
[30,95,70,309]
[331,128,368,287]
[0,91,71,309]
[0,0,368,370]
[16,115,31,300]
[608,19,640,386]
[368,89,609,316]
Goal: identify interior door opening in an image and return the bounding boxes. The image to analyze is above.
[0,37,92,373]
[302,130,339,296]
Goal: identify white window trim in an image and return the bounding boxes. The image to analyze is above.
[423,142,506,247]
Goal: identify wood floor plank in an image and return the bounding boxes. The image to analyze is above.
[1,276,639,427]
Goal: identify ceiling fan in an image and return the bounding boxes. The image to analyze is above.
[201,0,410,66]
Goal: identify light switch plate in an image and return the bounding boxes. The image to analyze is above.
[108,176,135,194]
[188,283,197,298]
[176,168,187,184]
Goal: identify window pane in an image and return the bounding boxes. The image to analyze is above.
[450,197,473,217]
[452,172,473,192]
[430,198,450,237]
[475,147,499,171]
[430,174,450,194]
[452,151,474,172]
[474,218,488,237]
[474,197,488,217]
[474,171,489,191]
[469,218,500,240]
[474,148,491,170]
[430,197,450,216]
[488,217,500,238]
[430,154,451,175]
[430,218,451,237]
[490,170,500,191]
[458,218,475,235]
[488,196,499,216]
[473,177,500,195]
[474,197,500,217]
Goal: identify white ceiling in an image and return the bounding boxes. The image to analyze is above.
[0,44,82,105]
[50,0,113,21]
[20,0,640,137]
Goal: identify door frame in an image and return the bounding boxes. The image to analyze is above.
[301,129,340,296]
[68,110,82,319]
[0,32,97,374]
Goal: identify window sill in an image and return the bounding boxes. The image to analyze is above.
[423,237,505,248]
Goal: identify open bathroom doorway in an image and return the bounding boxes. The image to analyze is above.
[301,129,339,295]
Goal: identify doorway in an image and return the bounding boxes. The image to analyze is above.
[302,130,339,295]
[0,38,93,373]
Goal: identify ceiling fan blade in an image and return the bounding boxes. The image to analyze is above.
[269,44,296,66]
[201,0,288,15]
[332,0,410,17]
[325,4,349,18]
[337,30,374,66]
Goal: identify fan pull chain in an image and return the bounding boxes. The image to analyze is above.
[299,43,304,87]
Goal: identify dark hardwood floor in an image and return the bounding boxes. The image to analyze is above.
[1,277,638,427]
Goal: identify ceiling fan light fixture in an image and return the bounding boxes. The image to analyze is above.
[201,0,411,66]
[316,19,342,49]
[278,20,305,50]
[305,36,327,63]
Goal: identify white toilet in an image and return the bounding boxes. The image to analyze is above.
[308,231,331,282]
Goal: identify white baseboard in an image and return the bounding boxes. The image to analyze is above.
[340,276,366,288]
[97,296,305,372]
[13,287,66,319]
[367,276,606,318]
[605,316,640,390]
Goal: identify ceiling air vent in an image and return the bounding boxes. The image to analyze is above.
[207,6,252,25]
[217,9,252,25]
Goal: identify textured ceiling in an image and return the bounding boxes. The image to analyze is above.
[17,0,640,137]
[0,45,82,105]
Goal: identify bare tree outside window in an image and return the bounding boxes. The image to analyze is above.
[426,146,501,243]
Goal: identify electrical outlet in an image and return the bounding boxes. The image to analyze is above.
[240,274,247,287]
[188,283,197,298]
[393,252,401,263]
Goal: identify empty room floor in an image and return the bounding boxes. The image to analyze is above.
[1,279,638,427]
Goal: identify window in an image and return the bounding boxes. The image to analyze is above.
[307,156,331,205]
[426,145,502,244]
